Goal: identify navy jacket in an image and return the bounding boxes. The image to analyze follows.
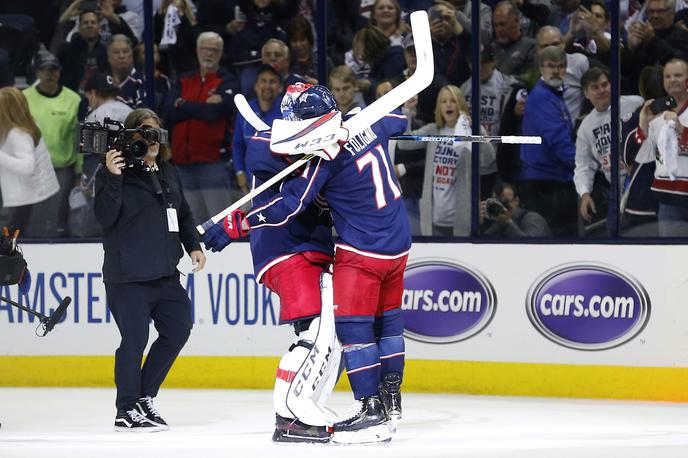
[94,161,201,283]
[520,79,576,182]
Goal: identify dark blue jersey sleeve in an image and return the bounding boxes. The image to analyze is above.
[246,156,333,229]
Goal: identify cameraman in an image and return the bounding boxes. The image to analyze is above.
[94,108,206,431]
[480,181,551,237]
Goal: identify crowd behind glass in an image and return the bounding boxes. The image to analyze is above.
[1,0,687,240]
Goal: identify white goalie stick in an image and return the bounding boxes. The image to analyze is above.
[234,93,270,132]
[196,10,434,234]
[391,134,542,144]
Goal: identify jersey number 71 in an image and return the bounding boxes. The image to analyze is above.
[355,144,402,209]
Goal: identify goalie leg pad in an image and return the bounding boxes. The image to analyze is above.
[273,273,341,426]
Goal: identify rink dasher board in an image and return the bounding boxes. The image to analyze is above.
[1,242,687,402]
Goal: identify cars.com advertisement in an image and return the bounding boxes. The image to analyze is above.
[4,243,684,369]
[526,263,651,351]
[401,259,496,343]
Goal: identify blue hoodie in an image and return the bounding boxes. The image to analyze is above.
[520,79,576,182]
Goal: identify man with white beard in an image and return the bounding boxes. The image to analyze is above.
[520,45,578,237]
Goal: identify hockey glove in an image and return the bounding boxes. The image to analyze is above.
[201,210,249,252]
[202,222,232,252]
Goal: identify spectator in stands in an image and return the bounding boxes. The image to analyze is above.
[511,0,553,38]
[154,0,198,76]
[162,31,239,225]
[106,34,143,108]
[495,78,531,184]
[567,0,611,61]
[624,0,688,91]
[492,1,537,76]
[400,33,444,124]
[460,46,519,136]
[225,0,289,67]
[550,0,581,35]
[0,87,59,236]
[134,43,171,113]
[328,0,369,65]
[535,25,590,121]
[348,26,406,103]
[328,65,365,115]
[397,84,496,236]
[621,65,666,235]
[232,64,283,195]
[635,57,688,236]
[393,92,427,235]
[519,45,578,237]
[370,0,410,47]
[574,67,643,231]
[24,51,84,237]
[56,0,137,49]
[480,181,551,236]
[57,8,109,93]
[429,1,472,88]
[288,16,329,85]
[446,0,493,44]
[240,39,291,100]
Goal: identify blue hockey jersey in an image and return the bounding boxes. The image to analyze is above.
[245,134,334,281]
[246,110,411,258]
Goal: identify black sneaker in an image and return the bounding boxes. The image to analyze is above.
[333,395,388,432]
[272,414,332,443]
[379,372,402,420]
[114,408,164,432]
[136,396,169,430]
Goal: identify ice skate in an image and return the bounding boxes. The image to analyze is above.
[379,372,402,432]
[271,414,332,443]
[332,396,391,444]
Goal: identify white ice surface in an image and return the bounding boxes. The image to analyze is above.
[1,388,688,457]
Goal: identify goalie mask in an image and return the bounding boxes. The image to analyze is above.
[281,83,338,121]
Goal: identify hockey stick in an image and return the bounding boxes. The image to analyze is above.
[234,93,270,131]
[391,134,542,144]
[196,155,313,233]
[342,10,433,138]
[196,10,433,234]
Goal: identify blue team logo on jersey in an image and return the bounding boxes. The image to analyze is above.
[526,263,651,351]
[401,259,496,343]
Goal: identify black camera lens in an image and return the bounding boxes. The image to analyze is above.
[486,199,505,218]
[128,139,149,160]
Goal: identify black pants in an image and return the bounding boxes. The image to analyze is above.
[106,275,192,411]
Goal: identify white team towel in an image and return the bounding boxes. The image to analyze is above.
[658,119,679,180]
[160,4,181,49]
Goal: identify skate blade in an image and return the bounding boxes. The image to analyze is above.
[387,415,399,433]
[114,425,166,433]
[331,424,392,445]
